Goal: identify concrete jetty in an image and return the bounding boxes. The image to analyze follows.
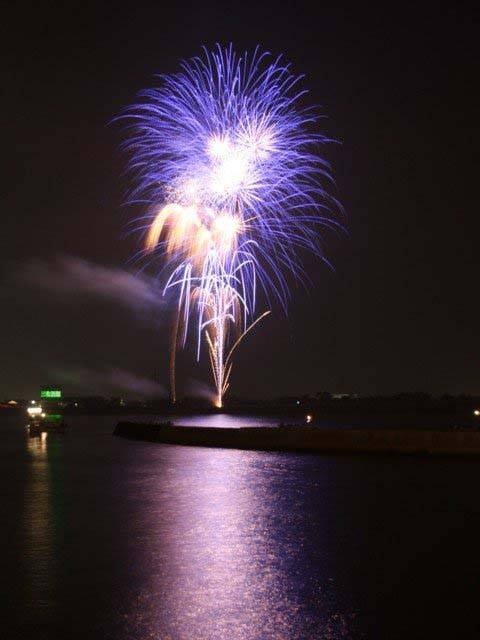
[114,422,480,456]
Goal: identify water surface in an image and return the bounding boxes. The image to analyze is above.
[1,413,479,639]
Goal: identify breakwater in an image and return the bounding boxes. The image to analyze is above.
[114,422,480,456]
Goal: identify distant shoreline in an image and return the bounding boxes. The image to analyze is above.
[114,422,480,456]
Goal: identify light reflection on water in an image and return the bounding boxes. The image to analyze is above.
[23,432,56,617]
[119,446,326,639]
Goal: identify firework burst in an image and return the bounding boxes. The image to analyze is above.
[122,44,341,407]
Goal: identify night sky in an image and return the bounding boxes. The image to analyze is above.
[2,2,479,399]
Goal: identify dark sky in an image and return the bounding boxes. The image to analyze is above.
[1,1,479,399]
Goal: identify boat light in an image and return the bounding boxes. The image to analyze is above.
[27,406,43,417]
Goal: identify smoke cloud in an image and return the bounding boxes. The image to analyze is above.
[18,255,163,311]
[50,365,165,398]
[184,377,215,401]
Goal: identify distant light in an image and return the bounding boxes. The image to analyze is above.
[41,389,62,399]
[41,413,46,418]
[30,400,36,405]
[306,414,313,424]
[474,409,480,417]
[296,400,300,405]
[27,406,43,417]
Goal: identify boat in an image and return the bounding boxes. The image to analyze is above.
[26,408,67,435]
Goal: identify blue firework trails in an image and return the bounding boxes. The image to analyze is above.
[122,44,341,406]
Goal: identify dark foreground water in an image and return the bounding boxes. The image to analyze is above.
[1,414,480,640]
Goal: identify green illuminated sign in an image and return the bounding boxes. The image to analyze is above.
[41,389,62,399]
